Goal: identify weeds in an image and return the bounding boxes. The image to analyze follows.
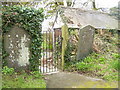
[2,66,14,75]
[2,66,46,88]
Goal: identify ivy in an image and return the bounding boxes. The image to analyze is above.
[64,28,78,63]
[2,5,44,71]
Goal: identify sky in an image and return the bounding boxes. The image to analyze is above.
[74,0,120,9]
[95,0,120,8]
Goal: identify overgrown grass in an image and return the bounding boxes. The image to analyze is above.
[2,67,46,88]
[75,53,119,81]
[64,31,119,81]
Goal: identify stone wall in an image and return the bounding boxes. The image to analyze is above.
[4,26,31,70]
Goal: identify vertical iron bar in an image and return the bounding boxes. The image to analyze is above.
[56,31,58,71]
[60,30,62,69]
[48,31,49,72]
[43,32,44,73]
[49,31,51,72]
[59,30,61,69]
[40,36,41,73]
[48,31,49,73]
[46,31,47,73]
[69,31,71,63]
[54,31,56,71]
[58,30,60,69]
[52,31,54,72]
[39,35,41,72]
[54,31,56,70]
[68,31,71,60]
[48,31,50,72]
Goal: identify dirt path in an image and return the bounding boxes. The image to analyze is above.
[45,71,118,88]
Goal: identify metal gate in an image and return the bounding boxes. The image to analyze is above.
[40,30,62,73]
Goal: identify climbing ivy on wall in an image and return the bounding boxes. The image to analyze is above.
[2,5,44,71]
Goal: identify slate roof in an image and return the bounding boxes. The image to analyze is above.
[54,7,119,30]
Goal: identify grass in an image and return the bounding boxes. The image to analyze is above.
[2,71,46,88]
[64,31,119,82]
[75,53,119,81]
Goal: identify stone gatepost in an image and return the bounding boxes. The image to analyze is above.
[4,26,31,71]
[76,25,95,60]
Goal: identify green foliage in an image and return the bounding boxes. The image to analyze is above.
[2,5,44,71]
[76,62,90,71]
[109,53,120,71]
[30,71,42,78]
[2,50,9,67]
[42,41,53,50]
[75,54,101,72]
[2,2,40,7]
[64,41,73,62]
[2,66,14,75]
[64,28,78,63]
[2,72,46,88]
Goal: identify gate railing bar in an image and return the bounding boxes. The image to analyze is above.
[55,31,57,71]
[56,31,58,71]
[48,31,49,73]
[47,31,50,72]
[49,31,50,72]
[57,30,59,69]
[58,30,60,69]
[47,31,49,72]
[46,31,47,73]
[52,31,54,72]
[40,38,41,72]
[54,31,56,71]
[43,32,44,73]
[60,30,62,70]
[52,30,54,72]
[60,30,61,69]
[41,30,63,73]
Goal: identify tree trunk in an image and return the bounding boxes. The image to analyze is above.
[92,0,97,10]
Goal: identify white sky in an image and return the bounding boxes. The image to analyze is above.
[74,0,120,10]
[95,0,120,8]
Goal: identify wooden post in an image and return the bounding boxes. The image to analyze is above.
[61,24,69,71]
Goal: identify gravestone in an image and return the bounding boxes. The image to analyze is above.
[76,25,95,60]
[4,26,31,70]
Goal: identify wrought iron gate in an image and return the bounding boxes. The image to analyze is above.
[40,30,62,73]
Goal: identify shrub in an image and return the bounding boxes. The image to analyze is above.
[2,66,14,75]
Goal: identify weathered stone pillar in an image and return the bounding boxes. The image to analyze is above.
[76,25,95,60]
[61,24,69,70]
